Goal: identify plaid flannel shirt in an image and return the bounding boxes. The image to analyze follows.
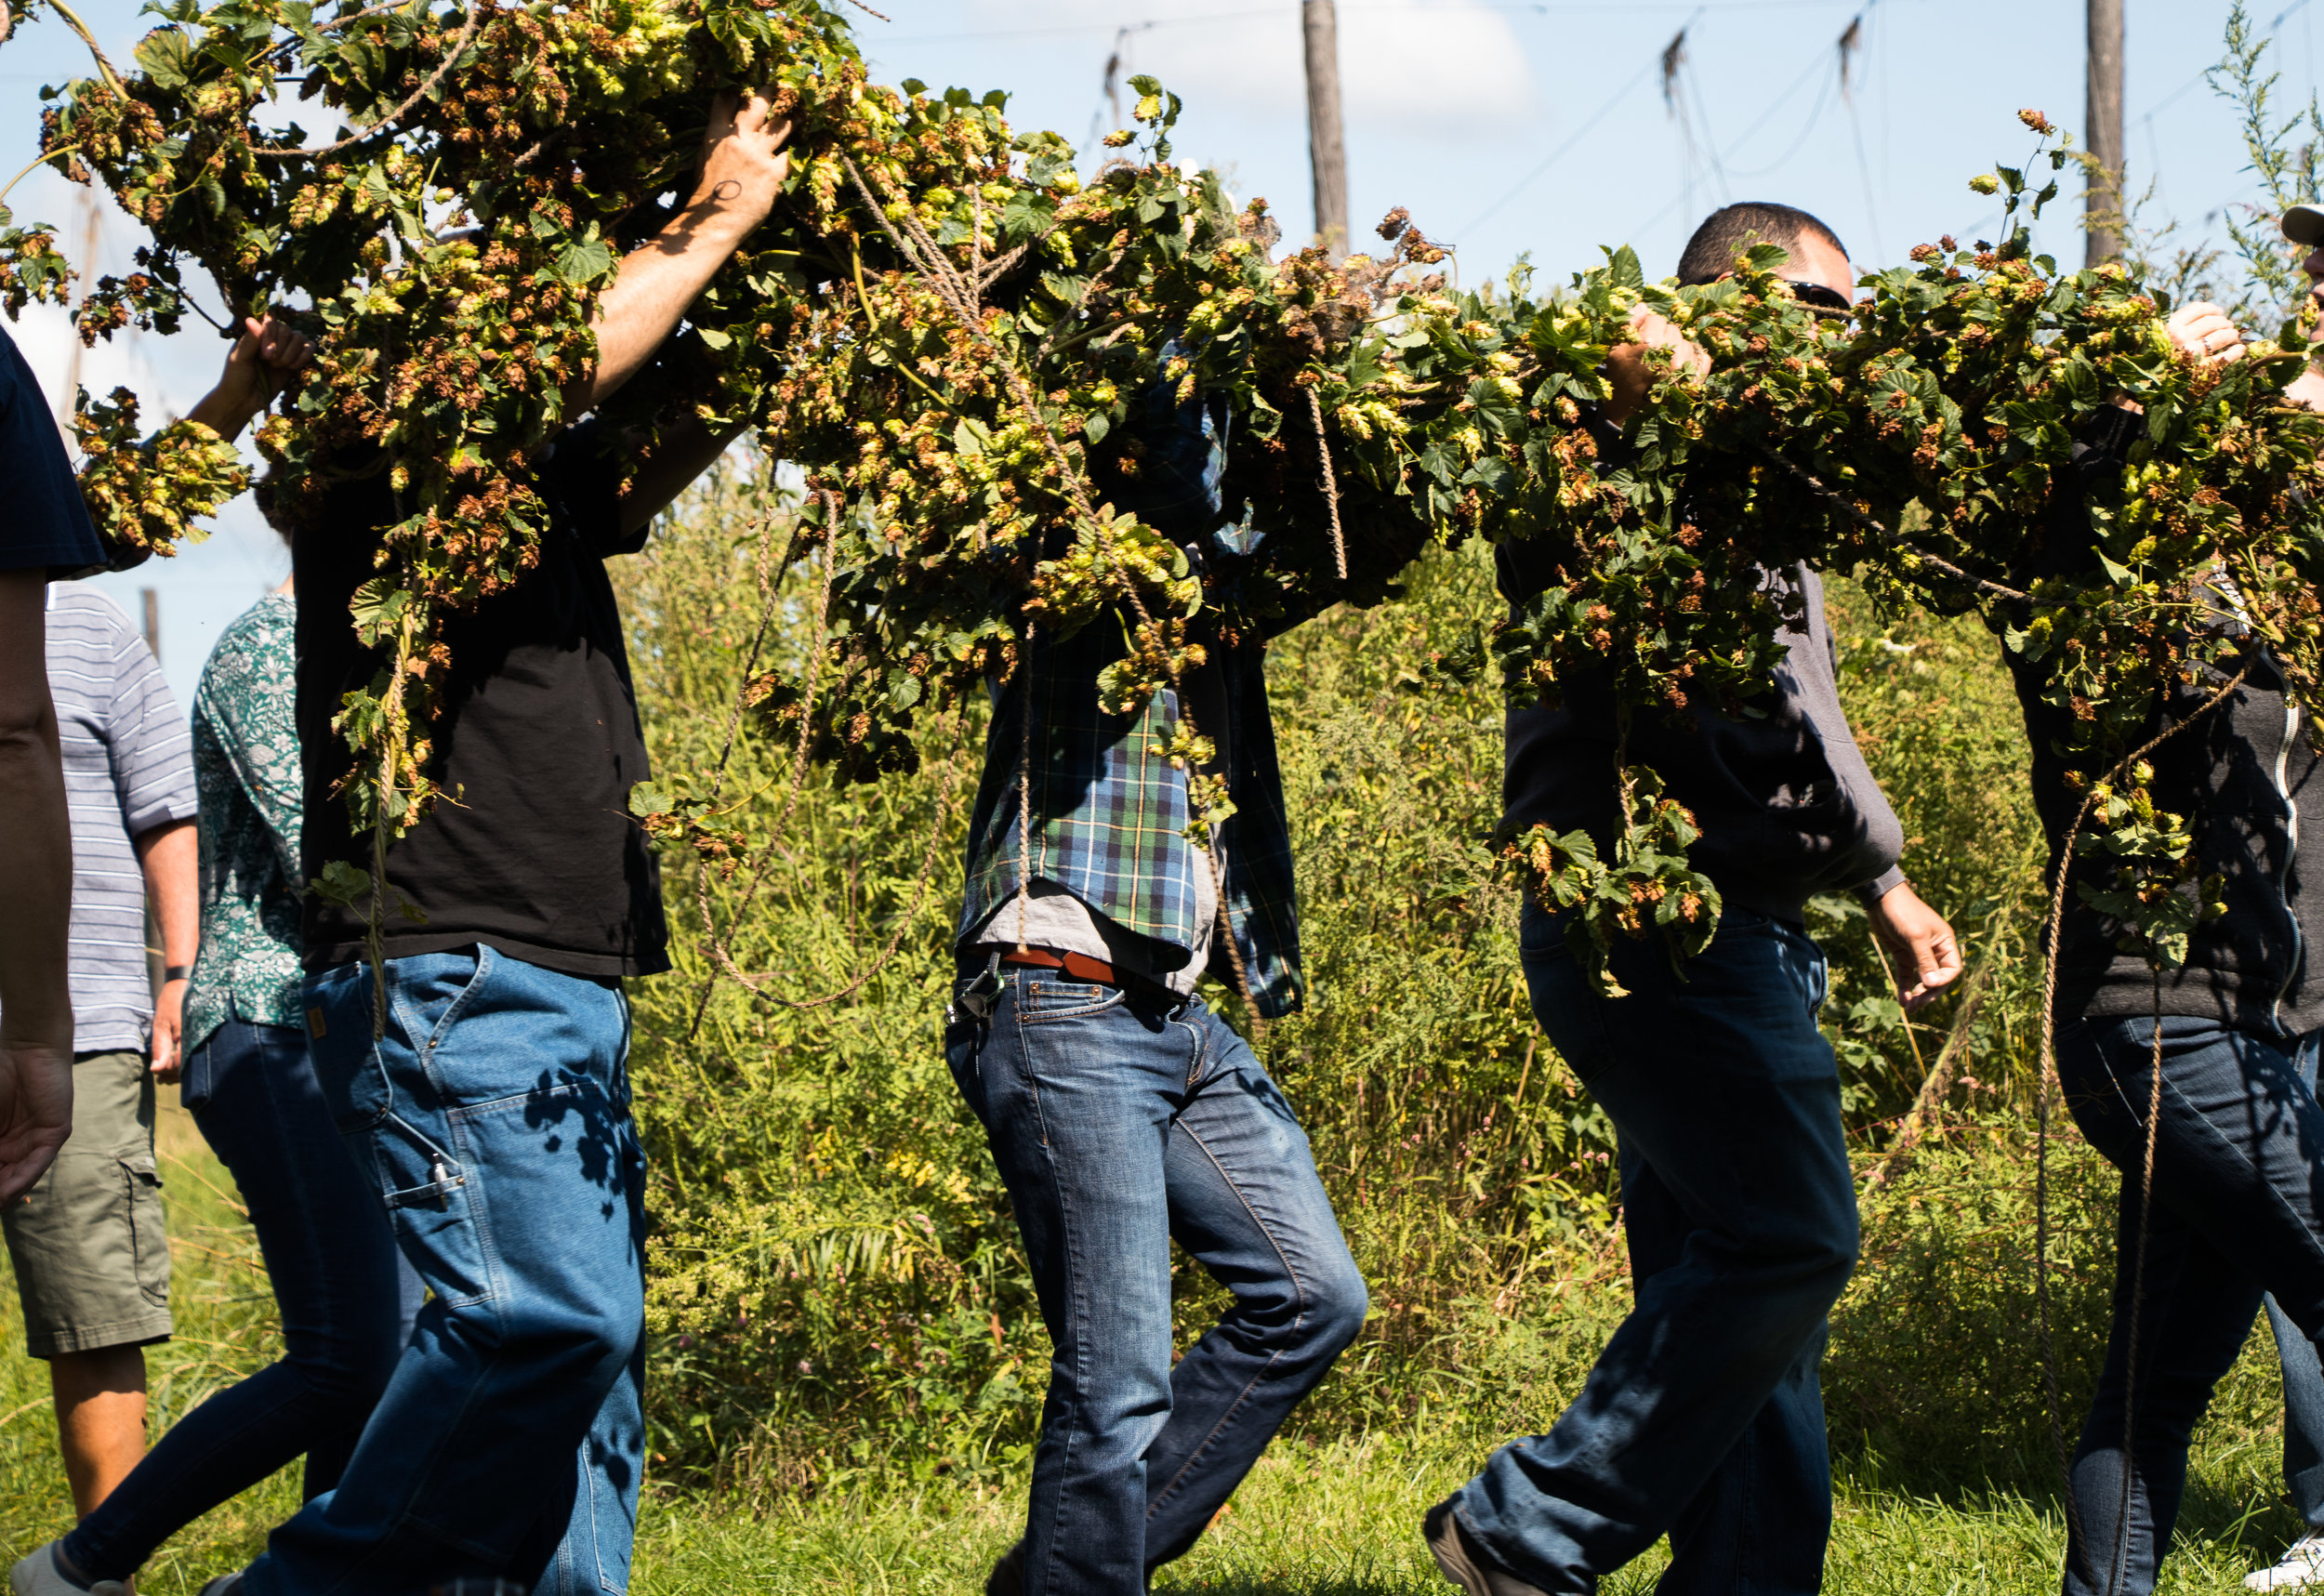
[957,386,1311,1018]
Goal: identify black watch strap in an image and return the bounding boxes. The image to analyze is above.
[163,965,192,983]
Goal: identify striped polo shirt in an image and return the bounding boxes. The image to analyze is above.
[43,587,198,1054]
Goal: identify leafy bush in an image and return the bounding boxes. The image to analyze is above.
[619,469,2175,1508]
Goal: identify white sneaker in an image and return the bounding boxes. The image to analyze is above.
[7,1544,128,1596]
[2248,1534,2324,1591]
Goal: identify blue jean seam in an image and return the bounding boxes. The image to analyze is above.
[2128,1055,2324,1287]
[368,965,524,1561]
[1010,980,1091,1596]
[1142,1115,1297,1519]
[1031,1142,1090,1596]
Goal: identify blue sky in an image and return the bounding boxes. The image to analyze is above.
[0,0,2315,703]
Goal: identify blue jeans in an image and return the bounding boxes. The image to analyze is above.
[1452,902,1859,1596]
[2055,1016,2324,1596]
[946,958,1369,1596]
[241,947,648,1596]
[2270,1289,2324,1533]
[60,1020,420,1581]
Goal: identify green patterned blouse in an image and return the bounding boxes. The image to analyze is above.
[184,592,303,1053]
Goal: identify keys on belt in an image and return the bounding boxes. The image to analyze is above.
[953,944,1125,1023]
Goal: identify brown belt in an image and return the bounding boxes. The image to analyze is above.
[992,945,1121,986]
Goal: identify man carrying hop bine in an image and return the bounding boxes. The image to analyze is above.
[944,370,1416,1595]
[1421,201,1962,1596]
[217,91,794,1596]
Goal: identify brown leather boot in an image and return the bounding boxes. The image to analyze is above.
[1422,1498,1551,1596]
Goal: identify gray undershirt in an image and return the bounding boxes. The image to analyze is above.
[963,847,1221,996]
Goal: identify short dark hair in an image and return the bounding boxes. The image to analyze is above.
[1675,203,1849,286]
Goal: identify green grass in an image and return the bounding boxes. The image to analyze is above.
[0,1100,2311,1594]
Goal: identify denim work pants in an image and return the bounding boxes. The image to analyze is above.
[1452,902,1860,1596]
[2055,1016,2324,1596]
[946,960,1369,1595]
[2269,1290,2324,1533]
[241,947,648,1596]
[61,1020,422,1581]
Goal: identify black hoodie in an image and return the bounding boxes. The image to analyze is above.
[2020,409,2324,1035]
[1499,547,1908,925]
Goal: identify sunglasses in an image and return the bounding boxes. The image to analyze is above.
[1781,279,1854,314]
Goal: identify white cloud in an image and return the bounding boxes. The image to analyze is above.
[959,0,1533,133]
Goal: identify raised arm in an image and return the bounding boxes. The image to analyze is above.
[567,92,793,420]
[614,414,747,538]
[1604,307,1710,429]
[185,314,316,443]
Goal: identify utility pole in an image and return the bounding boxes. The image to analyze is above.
[1301,0,1348,260]
[55,189,100,429]
[2085,0,2124,268]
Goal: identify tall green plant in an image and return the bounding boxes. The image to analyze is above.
[2211,1,2324,332]
[616,472,2118,1497]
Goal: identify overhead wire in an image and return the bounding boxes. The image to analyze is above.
[1679,33,1735,209]
[1840,4,1885,262]
[1452,43,1675,238]
[872,0,1918,48]
[1724,57,1838,180]
[1619,5,1866,247]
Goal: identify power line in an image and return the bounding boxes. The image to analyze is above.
[1841,6,1885,262]
[870,0,1895,48]
[2134,0,2315,131]
[1724,55,1839,179]
[1453,22,1691,238]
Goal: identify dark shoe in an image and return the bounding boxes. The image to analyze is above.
[985,1540,1025,1596]
[1423,1497,1550,1596]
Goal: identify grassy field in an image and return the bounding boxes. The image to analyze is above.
[0,1099,2311,1594]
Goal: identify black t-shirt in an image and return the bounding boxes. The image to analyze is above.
[0,324,102,576]
[297,424,669,977]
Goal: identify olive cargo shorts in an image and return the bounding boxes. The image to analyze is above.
[1,1049,172,1357]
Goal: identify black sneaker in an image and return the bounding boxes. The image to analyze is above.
[985,1540,1025,1596]
[1422,1497,1551,1596]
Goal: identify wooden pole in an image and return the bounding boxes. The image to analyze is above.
[1302,0,1349,260]
[55,189,100,429]
[2085,0,2124,268]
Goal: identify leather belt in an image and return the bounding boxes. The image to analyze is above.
[993,945,1121,986]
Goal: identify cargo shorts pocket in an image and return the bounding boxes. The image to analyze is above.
[124,1153,171,1309]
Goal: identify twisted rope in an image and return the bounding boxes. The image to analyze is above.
[2030,659,2252,1585]
[1307,388,1348,583]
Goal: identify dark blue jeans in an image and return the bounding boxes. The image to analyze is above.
[2056,1016,2324,1596]
[946,959,1369,1596]
[60,1019,420,1581]
[242,947,647,1596]
[2268,1289,2324,1533]
[1452,902,1859,1596]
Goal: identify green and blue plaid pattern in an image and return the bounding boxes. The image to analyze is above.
[957,614,1304,1018]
